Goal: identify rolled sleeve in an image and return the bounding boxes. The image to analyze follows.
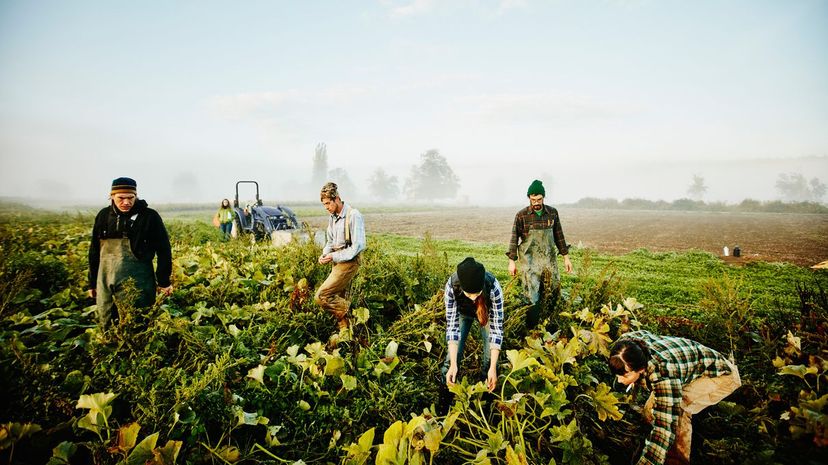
[445,279,460,344]
[487,279,504,349]
[638,378,682,465]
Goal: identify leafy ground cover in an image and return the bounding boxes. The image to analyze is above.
[1,213,826,465]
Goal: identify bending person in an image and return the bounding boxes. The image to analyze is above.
[609,330,741,465]
[442,257,504,392]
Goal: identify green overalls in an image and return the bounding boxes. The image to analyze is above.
[96,238,156,328]
[518,228,560,327]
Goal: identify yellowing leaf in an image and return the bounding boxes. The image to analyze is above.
[506,350,538,373]
[423,428,442,454]
[385,340,399,358]
[550,419,578,443]
[325,355,346,376]
[125,432,158,465]
[76,392,117,411]
[779,364,818,380]
[590,383,623,422]
[247,365,266,385]
[297,400,311,411]
[110,422,141,455]
[151,440,182,465]
[354,307,371,325]
[357,427,375,453]
[505,444,528,465]
[341,374,357,391]
[382,421,405,449]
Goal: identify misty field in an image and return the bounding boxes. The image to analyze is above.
[1,206,827,464]
[301,207,828,268]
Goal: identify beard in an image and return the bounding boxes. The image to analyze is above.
[532,204,543,211]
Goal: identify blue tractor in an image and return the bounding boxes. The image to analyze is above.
[231,181,301,244]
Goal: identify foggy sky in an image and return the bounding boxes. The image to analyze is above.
[1,1,826,206]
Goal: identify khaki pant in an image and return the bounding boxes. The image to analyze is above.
[644,361,741,464]
[314,258,360,327]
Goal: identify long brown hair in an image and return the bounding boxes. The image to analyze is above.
[475,294,488,326]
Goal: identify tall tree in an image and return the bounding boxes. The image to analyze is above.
[312,143,328,186]
[404,149,460,201]
[367,168,399,200]
[686,174,707,200]
[775,172,825,202]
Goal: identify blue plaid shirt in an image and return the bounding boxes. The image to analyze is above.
[444,276,504,349]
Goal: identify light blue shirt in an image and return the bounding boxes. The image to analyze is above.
[323,203,366,263]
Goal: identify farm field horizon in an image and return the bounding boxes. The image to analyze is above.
[241,205,827,268]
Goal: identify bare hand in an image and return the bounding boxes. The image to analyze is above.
[508,259,517,277]
[87,289,96,298]
[487,366,498,392]
[159,285,173,296]
[446,364,458,386]
[563,255,573,274]
[318,254,333,264]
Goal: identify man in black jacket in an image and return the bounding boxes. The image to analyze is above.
[88,177,173,329]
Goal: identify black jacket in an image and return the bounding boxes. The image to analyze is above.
[88,200,172,289]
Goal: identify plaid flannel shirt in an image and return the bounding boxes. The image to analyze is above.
[444,275,504,349]
[619,330,734,465]
[506,205,569,261]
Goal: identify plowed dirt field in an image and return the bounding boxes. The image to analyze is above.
[307,207,828,267]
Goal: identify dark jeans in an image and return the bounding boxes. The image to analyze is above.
[441,313,490,383]
[220,222,232,239]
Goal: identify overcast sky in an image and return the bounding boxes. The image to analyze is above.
[1,0,826,205]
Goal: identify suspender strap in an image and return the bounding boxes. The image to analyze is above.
[344,206,352,247]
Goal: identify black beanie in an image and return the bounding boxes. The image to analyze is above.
[456,257,485,294]
[111,177,137,195]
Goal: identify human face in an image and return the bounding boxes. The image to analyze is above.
[222,199,230,208]
[615,366,644,386]
[321,196,343,215]
[111,193,137,212]
[528,194,544,211]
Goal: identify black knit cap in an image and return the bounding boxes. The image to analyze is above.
[456,257,485,294]
[111,177,137,195]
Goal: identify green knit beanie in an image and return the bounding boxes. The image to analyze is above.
[527,179,545,197]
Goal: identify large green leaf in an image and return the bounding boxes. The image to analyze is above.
[506,350,538,373]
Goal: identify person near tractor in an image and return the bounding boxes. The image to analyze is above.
[88,177,173,329]
[214,198,234,240]
[315,182,366,330]
[442,257,504,393]
[610,330,741,465]
[506,179,573,329]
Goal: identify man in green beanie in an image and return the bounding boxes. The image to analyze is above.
[506,179,573,329]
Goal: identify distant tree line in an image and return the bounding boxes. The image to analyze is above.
[312,145,460,202]
[571,197,828,214]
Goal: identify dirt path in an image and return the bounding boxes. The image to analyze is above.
[306,207,828,267]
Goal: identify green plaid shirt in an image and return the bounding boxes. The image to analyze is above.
[619,331,733,465]
[506,205,569,260]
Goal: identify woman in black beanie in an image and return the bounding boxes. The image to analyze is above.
[442,257,505,392]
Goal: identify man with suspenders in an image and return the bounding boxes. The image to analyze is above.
[315,182,366,330]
